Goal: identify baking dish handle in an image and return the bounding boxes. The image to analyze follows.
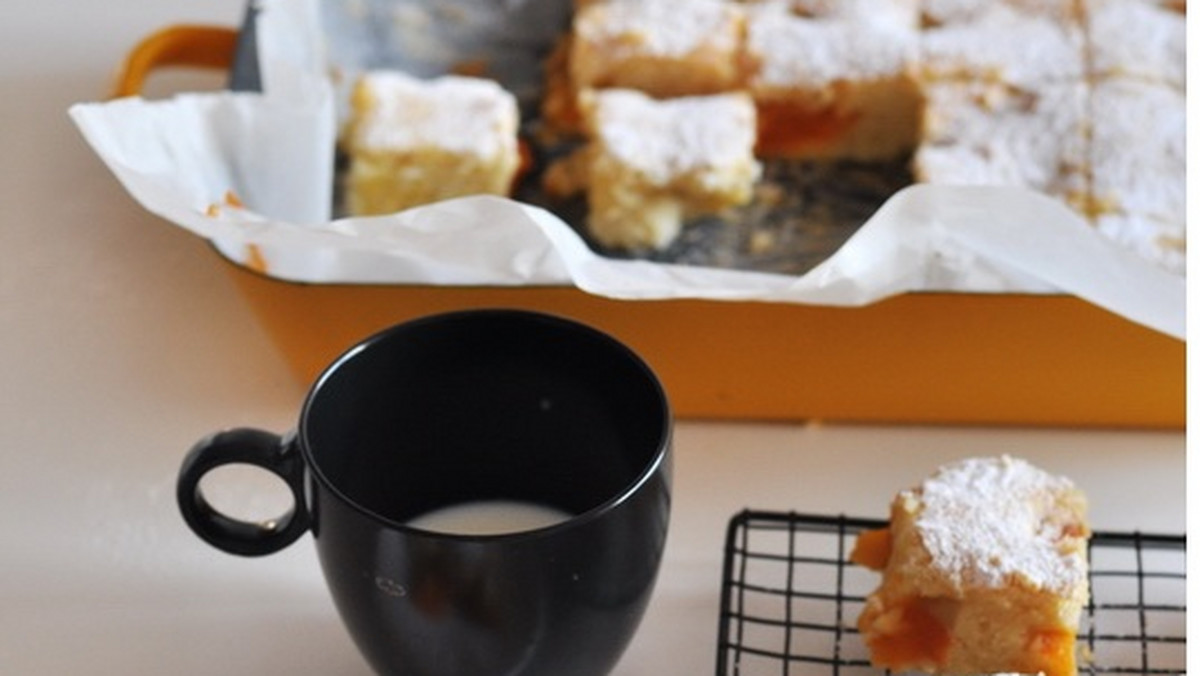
[111,24,239,99]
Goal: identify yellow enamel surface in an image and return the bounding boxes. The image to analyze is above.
[224,261,1184,428]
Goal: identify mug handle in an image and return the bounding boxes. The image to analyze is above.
[177,428,311,557]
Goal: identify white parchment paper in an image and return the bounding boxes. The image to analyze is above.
[69,0,1185,339]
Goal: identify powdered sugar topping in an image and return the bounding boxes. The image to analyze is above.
[592,89,757,185]
[1090,78,1186,222]
[915,81,1087,196]
[1087,0,1185,89]
[922,0,1078,26]
[909,455,1088,593]
[921,6,1086,87]
[577,0,742,58]
[745,7,916,88]
[352,71,518,158]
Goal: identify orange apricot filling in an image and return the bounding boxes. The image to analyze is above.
[1025,628,1078,676]
[859,598,952,670]
[754,101,859,158]
[849,527,892,571]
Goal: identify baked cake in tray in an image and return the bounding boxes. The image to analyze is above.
[342,70,521,216]
[570,88,761,250]
[850,455,1090,676]
[336,0,1185,274]
[911,0,1185,274]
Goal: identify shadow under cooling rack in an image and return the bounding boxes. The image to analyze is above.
[717,510,1186,676]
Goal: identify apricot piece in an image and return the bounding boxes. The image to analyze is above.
[861,599,952,669]
[849,527,892,571]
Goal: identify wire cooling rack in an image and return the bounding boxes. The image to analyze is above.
[717,510,1186,676]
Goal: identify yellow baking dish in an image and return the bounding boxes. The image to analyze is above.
[111,24,1185,428]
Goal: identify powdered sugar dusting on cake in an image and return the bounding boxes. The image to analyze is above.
[352,71,518,158]
[592,89,757,185]
[920,6,1085,87]
[922,0,1078,25]
[1090,78,1186,223]
[908,455,1088,593]
[1096,213,1186,275]
[915,81,1087,197]
[745,8,917,89]
[1087,0,1186,89]
[576,0,741,59]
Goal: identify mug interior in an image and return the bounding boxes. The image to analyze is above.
[300,310,669,528]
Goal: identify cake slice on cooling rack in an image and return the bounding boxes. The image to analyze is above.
[850,455,1090,676]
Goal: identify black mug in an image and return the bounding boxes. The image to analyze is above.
[177,309,672,676]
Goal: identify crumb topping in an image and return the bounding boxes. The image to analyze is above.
[916,80,1087,193]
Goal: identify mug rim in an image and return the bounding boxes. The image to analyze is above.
[296,308,672,540]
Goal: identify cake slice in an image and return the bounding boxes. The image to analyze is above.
[913,79,1089,208]
[568,0,745,99]
[741,2,923,159]
[851,456,1090,676]
[573,88,761,250]
[342,71,521,216]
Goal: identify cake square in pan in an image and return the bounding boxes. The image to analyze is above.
[913,79,1089,206]
[577,88,761,250]
[1084,0,1186,91]
[741,2,922,160]
[920,4,1086,89]
[343,71,521,216]
[920,0,1083,27]
[568,0,744,99]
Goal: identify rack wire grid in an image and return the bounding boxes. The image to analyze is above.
[717,510,1186,676]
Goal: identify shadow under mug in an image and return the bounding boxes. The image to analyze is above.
[177,309,672,676]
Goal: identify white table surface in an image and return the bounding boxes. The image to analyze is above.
[0,1,1188,674]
